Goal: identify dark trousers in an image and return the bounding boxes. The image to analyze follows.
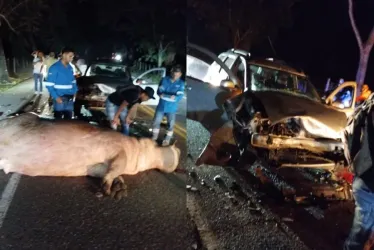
[54,111,73,120]
[344,176,374,249]
[53,95,74,120]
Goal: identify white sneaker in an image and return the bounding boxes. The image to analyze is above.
[35,91,38,94]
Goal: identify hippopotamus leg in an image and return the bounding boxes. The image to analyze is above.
[101,151,128,196]
[109,175,128,200]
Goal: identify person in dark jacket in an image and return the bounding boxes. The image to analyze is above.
[106,85,155,135]
[343,94,374,249]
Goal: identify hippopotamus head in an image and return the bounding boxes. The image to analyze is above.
[137,138,181,173]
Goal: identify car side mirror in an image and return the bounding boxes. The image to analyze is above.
[220,80,236,90]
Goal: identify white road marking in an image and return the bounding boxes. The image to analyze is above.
[186,193,220,250]
[0,173,21,228]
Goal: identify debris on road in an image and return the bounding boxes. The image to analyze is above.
[95,192,104,198]
[187,185,199,192]
[189,171,198,179]
[282,217,294,222]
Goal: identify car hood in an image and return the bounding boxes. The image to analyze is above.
[78,76,131,89]
[251,90,348,131]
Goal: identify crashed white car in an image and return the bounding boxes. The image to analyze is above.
[187,45,357,172]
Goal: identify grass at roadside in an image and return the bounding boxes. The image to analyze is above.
[0,72,32,93]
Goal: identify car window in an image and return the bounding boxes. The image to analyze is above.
[249,64,320,101]
[87,63,131,80]
[232,59,246,87]
[332,86,354,108]
[217,55,228,73]
[137,69,164,84]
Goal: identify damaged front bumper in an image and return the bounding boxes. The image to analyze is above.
[251,133,344,153]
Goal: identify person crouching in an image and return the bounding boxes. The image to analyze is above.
[106,85,155,135]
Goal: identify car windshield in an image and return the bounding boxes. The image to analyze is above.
[87,63,131,80]
[249,64,320,101]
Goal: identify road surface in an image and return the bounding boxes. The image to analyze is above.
[0,81,195,250]
[185,77,354,250]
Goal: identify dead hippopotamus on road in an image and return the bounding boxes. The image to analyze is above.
[0,113,181,198]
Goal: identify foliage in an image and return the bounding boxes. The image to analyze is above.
[188,0,300,50]
[136,39,175,66]
[93,0,184,64]
[0,0,49,33]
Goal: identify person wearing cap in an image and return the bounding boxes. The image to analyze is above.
[152,64,185,146]
[106,85,155,136]
[45,47,77,120]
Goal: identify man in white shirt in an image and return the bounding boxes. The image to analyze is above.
[33,51,45,94]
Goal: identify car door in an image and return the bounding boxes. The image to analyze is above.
[133,67,166,106]
[203,52,239,86]
[187,44,242,134]
[324,81,357,117]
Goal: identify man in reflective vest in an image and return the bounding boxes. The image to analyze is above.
[45,47,77,120]
[152,65,185,146]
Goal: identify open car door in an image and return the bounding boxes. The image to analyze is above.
[325,81,357,118]
[187,44,241,133]
[203,51,239,86]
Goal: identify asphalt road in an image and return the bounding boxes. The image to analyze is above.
[0,95,195,250]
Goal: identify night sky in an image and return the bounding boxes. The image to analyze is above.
[273,0,374,89]
[4,0,374,89]
[188,0,374,90]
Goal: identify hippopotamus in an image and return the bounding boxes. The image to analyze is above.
[0,113,181,198]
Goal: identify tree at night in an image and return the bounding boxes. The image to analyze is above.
[0,0,48,81]
[94,0,184,66]
[348,0,374,94]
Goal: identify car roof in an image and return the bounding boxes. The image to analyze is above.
[248,58,306,77]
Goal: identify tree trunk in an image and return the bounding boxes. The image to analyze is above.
[356,51,369,90]
[355,44,373,96]
[0,40,10,83]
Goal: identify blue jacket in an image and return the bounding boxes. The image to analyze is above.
[45,60,78,99]
[156,76,185,113]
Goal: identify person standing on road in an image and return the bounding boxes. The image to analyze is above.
[45,47,77,120]
[152,65,185,146]
[106,85,155,135]
[343,93,374,250]
[32,51,45,94]
[44,52,57,76]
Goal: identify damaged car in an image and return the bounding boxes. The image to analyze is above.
[187,44,357,174]
[74,59,166,123]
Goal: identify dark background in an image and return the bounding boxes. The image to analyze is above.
[2,0,373,88]
[1,0,186,69]
[188,0,374,90]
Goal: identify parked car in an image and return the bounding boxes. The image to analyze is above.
[187,44,357,174]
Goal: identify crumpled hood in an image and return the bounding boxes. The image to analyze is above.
[251,90,348,131]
